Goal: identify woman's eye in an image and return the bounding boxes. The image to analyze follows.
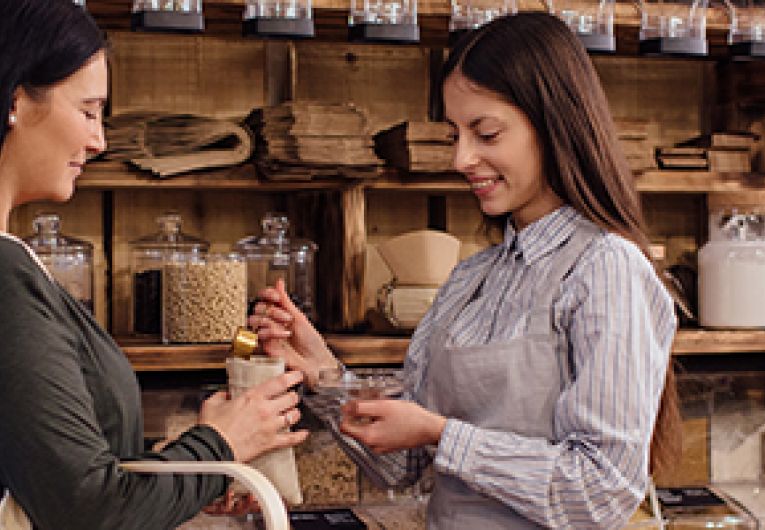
[478,131,499,142]
[447,132,459,143]
[83,110,98,120]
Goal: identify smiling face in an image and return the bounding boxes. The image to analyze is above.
[2,50,107,207]
[443,71,563,229]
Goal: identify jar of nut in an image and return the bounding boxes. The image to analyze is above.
[162,252,247,343]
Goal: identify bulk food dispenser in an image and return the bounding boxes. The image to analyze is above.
[698,208,765,328]
[131,0,205,33]
[449,0,514,44]
[348,0,420,42]
[726,0,765,57]
[24,213,94,313]
[234,212,318,323]
[547,0,616,51]
[637,0,709,55]
[129,212,209,337]
[243,0,315,38]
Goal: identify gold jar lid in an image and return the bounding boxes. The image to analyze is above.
[231,327,258,359]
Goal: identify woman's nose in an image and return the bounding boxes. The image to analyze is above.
[87,123,107,155]
[452,137,478,173]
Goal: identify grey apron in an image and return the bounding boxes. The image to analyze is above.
[421,220,600,529]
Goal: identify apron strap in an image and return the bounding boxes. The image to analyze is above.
[524,220,602,337]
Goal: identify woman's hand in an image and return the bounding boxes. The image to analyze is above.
[339,400,447,454]
[198,371,308,462]
[249,278,338,388]
[203,491,260,516]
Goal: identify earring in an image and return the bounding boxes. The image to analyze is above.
[8,114,17,126]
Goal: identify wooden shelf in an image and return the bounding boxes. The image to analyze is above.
[119,334,409,371]
[120,329,765,371]
[82,163,765,194]
[635,171,765,193]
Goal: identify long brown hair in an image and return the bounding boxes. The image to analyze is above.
[441,12,681,476]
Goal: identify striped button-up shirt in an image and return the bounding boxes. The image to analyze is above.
[308,205,676,529]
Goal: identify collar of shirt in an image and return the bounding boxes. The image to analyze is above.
[502,205,583,264]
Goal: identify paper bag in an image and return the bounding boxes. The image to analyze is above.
[0,492,32,530]
[225,357,303,506]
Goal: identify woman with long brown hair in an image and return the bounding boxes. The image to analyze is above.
[254,11,680,529]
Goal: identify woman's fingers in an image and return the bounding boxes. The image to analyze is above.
[245,370,303,401]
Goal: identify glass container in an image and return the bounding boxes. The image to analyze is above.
[73,0,86,6]
[548,0,616,52]
[727,0,765,56]
[129,212,209,336]
[348,0,420,42]
[24,213,94,313]
[243,0,315,37]
[234,212,318,322]
[638,0,708,55]
[449,0,514,44]
[698,208,765,328]
[162,252,246,344]
[132,0,205,32]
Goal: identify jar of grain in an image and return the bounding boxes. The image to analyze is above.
[129,212,209,337]
[162,252,247,343]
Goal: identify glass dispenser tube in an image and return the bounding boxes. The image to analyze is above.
[548,0,616,51]
[449,0,515,44]
[348,0,420,43]
[24,213,94,313]
[243,0,315,37]
[131,0,205,33]
[638,0,709,55]
[726,0,765,56]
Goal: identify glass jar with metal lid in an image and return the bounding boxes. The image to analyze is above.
[24,213,94,312]
[234,212,318,322]
[129,212,209,336]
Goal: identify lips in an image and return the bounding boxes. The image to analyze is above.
[467,175,502,195]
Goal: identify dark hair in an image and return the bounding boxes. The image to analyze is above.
[0,0,105,146]
[442,12,681,476]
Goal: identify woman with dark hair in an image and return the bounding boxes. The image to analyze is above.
[0,1,307,528]
[253,11,680,529]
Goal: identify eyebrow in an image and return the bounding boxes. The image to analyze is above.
[444,115,498,128]
[82,97,107,106]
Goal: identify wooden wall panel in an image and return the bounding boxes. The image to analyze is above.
[642,194,706,267]
[293,42,430,133]
[594,56,708,146]
[111,189,282,336]
[108,32,268,118]
[8,191,108,328]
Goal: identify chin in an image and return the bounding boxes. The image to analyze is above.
[479,201,512,218]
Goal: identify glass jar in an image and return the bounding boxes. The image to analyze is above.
[129,212,209,336]
[243,0,315,37]
[24,213,94,312]
[131,0,205,32]
[348,0,420,42]
[698,209,765,328]
[637,0,708,54]
[234,212,318,322]
[162,252,247,343]
[548,0,616,51]
[449,0,513,32]
[727,0,765,56]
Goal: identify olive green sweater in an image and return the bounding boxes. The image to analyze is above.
[0,235,232,530]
